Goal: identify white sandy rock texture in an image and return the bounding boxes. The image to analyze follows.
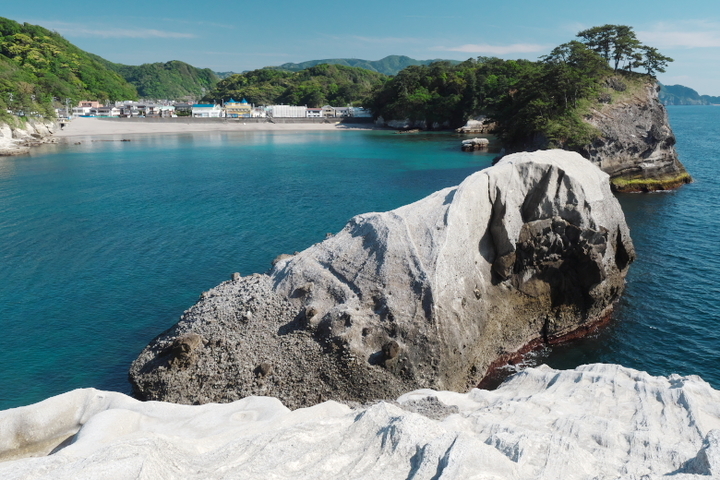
[130,150,635,408]
[4,364,720,479]
[0,120,56,155]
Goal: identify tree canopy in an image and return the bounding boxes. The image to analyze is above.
[0,16,138,120]
[576,24,673,74]
[202,64,387,107]
[275,55,461,76]
[99,59,219,100]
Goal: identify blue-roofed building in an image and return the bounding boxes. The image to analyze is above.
[225,98,252,118]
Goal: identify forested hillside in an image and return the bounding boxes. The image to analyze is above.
[366,25,673,150]
[275,55,459,76]
[98,59,219,100]
[0,16,138,121]
[202,64,387,107]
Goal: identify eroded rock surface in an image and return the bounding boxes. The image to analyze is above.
[4,365,720,479]
[0,120,57,156]
[582,81,691,191]
[129,150,635,408]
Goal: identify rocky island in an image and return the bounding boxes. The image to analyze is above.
[129,150,635,408]
[368,26,692,193]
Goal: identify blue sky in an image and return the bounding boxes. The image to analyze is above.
[5,0,720,95]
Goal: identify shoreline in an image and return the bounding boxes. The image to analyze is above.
[55,117,378,139]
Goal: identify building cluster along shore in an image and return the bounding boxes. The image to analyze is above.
[59,99,372,120]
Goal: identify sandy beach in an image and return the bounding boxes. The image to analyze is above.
[55,117,374,139]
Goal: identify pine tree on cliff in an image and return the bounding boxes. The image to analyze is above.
[577,24,673,75]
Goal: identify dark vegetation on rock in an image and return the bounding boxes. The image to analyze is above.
[366,25,671,142]
[363,25,689,191]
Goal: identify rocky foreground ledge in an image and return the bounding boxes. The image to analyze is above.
[3,364,720,479]
[130,150,635,408]
[0,120,57,156]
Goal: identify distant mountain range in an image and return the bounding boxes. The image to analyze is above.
[215,56,461,81]
[273,55,460,76]
[659,84,720,105]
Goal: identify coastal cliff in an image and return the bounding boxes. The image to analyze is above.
[581,81,692,192]
[5,364,720,479]
[129,150,635,408]
[0,120,57,156]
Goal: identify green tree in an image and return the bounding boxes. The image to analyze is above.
[576,24,672,74]
[0,15,138,120]
[576,25,616,62]
[610,25,641,71]
[636,46,674,75]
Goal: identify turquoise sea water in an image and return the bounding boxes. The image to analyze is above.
[0,109,718,410]
[0,129,496,409]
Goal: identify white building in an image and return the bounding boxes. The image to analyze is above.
[268,105,307,118]
[157,105,176,117]
[192,104,223,118]
[333,107,351,117]
[91,106,121,117]
[306,108,322,118]
[72,106,92,117]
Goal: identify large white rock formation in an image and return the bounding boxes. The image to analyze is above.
[3,364,720,479]
[130,150,635,408]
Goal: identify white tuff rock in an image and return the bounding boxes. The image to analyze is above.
[3,364,720,479]
[0,120,57,155]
